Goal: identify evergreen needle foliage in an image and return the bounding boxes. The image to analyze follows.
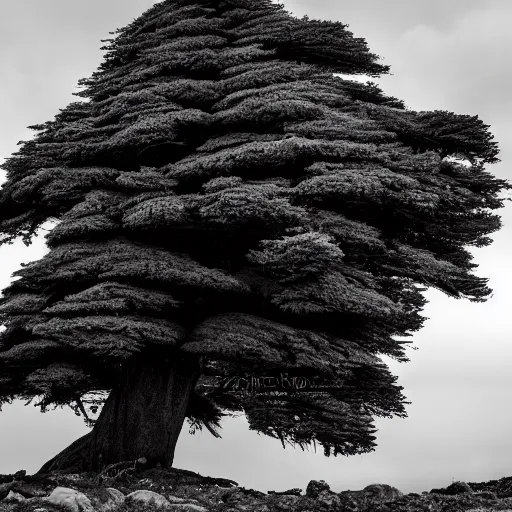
[0,0,509,466]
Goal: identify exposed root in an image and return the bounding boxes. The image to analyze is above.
[36,432,93,475]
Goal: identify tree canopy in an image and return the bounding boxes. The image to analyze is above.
[0,0,509,465]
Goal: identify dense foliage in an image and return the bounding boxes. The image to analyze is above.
[0,0,509,459]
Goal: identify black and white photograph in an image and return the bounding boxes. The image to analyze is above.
[0,0,511,510]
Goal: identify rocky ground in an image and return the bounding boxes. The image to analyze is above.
[1,461,512,511]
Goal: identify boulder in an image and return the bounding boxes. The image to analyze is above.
[93,487,125,511]
[126,489,172,509]
[338,484,403,510]
[4,490,26,502]
[362,483,403,502]
[306,479,330,498]
[167,505,209,511]
[13,470,26,480]
[43,486,94,512]
[443,481,473,495]
[0,481,15,500]
[430,480,473,495]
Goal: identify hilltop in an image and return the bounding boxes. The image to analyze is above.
[1,461,512,511]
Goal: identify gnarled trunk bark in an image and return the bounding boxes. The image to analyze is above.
[37,354,200,474]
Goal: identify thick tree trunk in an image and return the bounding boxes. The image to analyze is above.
[37,354,200,474]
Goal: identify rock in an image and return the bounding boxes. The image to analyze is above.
[165,494,207,511]
[94,487,126,512]
[0,481,14,500]
[7,467,512,512]
[205,487,269,511]
[4,490,26,502]
[13,470,26,480]
[43,486,94,512]
[127,489,172,509]
[443,481,473,495]
[306,479,330,498]
[338,484,403,510]
[317,489,342,508]
[167,505,209,511]
[362,483,403,502]
[105,487,125,499]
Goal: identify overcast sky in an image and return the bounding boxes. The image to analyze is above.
[1,0,512,495]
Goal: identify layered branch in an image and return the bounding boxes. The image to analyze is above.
[0,0,508,452]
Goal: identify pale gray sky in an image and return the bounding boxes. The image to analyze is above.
[1,0,511,495]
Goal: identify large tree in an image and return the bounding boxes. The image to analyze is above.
[0,0,509,474]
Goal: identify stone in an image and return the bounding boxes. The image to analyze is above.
[305,479,330,498]
[126,489,172,509]
[4,490,26,502]
[338,485,404,510]
[94,487,125,511]
[43,486,94,512]
[167,505,209,511]
[0,481,15,500]
[13,470,26,480]
[361,483,404,502]
[442,481,473,495]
